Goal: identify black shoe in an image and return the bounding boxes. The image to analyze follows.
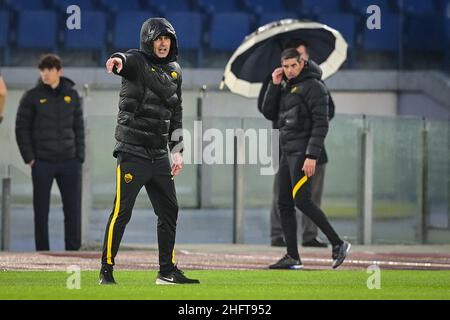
[271,237,286,247]
[332,241,351,269]
[155,266,200,285]
[303,237,328,248]
[99,265,117,285]
[269,254,304,270]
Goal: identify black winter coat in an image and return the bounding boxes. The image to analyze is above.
[15,77,85,163]
[261,62,329,159]
[257,60,334,164]
[110,18,183,160]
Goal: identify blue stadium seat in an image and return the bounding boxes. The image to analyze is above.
[244,0,286,13]
[166,12,203,49]
[5,0,46,11]
[54,0,98,11]
[317,13,356,49]
[100,0,142,12]
[348,0,391,14]
[362,12,400,52]
[112,11,153,50]
[302,0,343,15]
[197,0,240,13]
[258,12,298,26]
[147,0,192,15]
[166,12,203,66]
[406,14,446,52]
[402,0,437,14]
[16,10,57,49]
[64,11,106,49]
[209,13,250,51]
[0,11,8,48]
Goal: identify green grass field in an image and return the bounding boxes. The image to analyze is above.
[1,270,450,300]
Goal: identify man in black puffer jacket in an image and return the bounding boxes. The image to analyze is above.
[16,54,84,251]
[99,18,199,285]
[262,48,350,270]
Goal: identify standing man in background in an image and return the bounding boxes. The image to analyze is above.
[0,70,7,124]
[258,40,334,248]
[15,54,84,251]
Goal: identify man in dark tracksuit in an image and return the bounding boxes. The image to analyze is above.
[258,60,334,248]
[262,48,350,269]
[15,54,84,251]
[99,18,199,285]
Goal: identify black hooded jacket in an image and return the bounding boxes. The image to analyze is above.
[110,17,183,160]
[15,76,85,163]
[261,61,329,159]
[257,60,334,164]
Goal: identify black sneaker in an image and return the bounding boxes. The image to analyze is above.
[99,265,117,285]
[269,254,304,270]
[155,266,200,285]
[332,241,351,269]
[303,237,328,248]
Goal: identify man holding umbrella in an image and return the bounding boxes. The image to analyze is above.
[261,48,350,269]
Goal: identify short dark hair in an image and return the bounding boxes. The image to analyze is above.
[38,54,62,70]
[281,48,301,62]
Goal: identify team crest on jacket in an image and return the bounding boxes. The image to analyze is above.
[170,71,178,79]
[124,173,133,184]
[64,96,72,104]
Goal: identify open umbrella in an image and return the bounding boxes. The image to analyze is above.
[221,19,348,98]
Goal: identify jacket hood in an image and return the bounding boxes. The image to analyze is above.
[289,59,323,84]
[140,17,178,64]
[37,76,75,90]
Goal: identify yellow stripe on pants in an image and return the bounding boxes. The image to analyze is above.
[292,175,308,200]
[107,165,121,265]
[172,249,175,265]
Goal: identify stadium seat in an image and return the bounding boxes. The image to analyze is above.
[348,0,392,14]
[166,11,203,65]
[402,0,437,14]
[16,10,57,50]
[100,0,142,12]
[147,0,192,15]
[317,13,356,49]
[54,0,98,11]
[5,0,46,11]
[112,11,153,50]
[405,14,446,52]
[196,0,240,13]
[258,12,298,26]
[64,11,106,64]
[243,0,286,14]
[301,0,343,15]
[362,12,400,52]
[0,11,8,49]
[209,12,251,51]
[166,12,203,50]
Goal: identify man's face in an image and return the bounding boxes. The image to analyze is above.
[296,45,309,60]
[282,57,304,80]
[153,35,171,58]
[40,68,61,86]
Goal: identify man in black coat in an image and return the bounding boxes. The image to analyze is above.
[261,48,350,269]
[99,17,199,285]
[258,41,334,248]
[15,54,84,251]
